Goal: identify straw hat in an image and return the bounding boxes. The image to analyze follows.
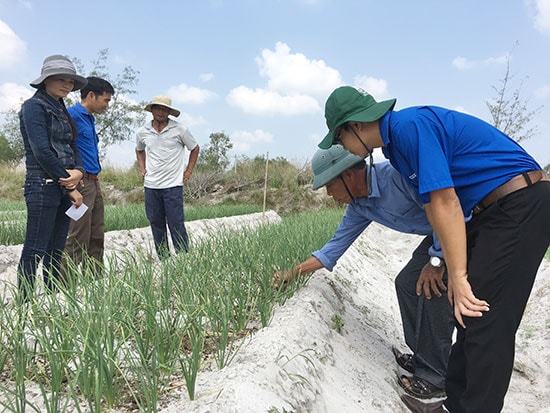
[144,95,181,117]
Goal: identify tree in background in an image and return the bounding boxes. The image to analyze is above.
[0,49,145,163]
[0,108,24,163]
[196,131,233,173]
[71,49,146,158]
[486,54,542,143]
[0,134,16,163]
[185,132,233,199]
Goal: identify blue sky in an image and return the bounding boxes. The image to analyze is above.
[1,0,549,169]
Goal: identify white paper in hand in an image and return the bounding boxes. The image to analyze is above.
[65,203,88,221]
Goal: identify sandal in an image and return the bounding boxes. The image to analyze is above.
[392,346,415,374]
[400,394,446,413]
[398,374,446,400]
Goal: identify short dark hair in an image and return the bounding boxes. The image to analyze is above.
[80,76,115,99]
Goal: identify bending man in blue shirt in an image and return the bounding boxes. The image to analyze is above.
[274,145,454,399]
[319,86,550,413]
[63,77,114,280]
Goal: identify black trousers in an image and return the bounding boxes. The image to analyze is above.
[395,236,454,389]
[445,182,550,413]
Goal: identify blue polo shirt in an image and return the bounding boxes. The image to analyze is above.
[379,106,541,214]
[68,102,101,174]
[313,161,442,271]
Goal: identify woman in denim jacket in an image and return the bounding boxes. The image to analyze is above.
[17,54,87,300]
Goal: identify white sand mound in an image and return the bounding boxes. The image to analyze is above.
[159,221,550,413]
[1,212,549,413]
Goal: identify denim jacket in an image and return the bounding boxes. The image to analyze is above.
[19,89,84,180]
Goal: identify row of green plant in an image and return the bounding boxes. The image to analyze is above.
[0,199,262,246]
[0,208,343,412]
[104,204,262,232]
[0,156,314,202]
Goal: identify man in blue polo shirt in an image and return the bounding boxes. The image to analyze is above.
[64,77,114,279]
[274,145,454,400]
[319,86,550,413]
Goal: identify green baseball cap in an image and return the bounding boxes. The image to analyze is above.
[312,144,364,190]
[318,86,396,149]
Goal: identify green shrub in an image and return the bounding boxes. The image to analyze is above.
[0,163,24,201]
[100,164,143,192]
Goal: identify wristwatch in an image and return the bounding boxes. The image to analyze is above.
[429,256,445,268]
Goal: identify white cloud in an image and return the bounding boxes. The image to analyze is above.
[227,42,341,116]
[534,84,550,99]
[0,82,32,112]
[0,20,27,70]
[230,129,273,152]
[452,54,508,70]
[452,106,475,116]
[483,54,509,65]
[167,83,217,105]
[227,86,319,116]
[199,73,214,82]
[257,42,342,96]
[353,76,391,100]
[527,0,550,34]
[18,1,32,10]
[112,54,130,65]
[179,112,207,128]
[452,56,475,70]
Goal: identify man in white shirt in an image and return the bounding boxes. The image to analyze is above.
[135,95,200,258]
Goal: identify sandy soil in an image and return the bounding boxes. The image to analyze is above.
[1,211,548,413]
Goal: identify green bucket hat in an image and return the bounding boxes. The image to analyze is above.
[318,86,396,149]
[312,144,364,190]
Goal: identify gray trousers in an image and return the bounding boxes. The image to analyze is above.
[395,236,455,389]
[64,176,105,277]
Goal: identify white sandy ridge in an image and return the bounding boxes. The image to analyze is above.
[0,212,548,413]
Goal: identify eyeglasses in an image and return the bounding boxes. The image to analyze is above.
[334,124,350,144]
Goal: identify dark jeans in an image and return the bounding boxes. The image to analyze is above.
[445,182,550,413]
[395,236,454,389]
[17,176,73,299]
[144,186,189,257]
